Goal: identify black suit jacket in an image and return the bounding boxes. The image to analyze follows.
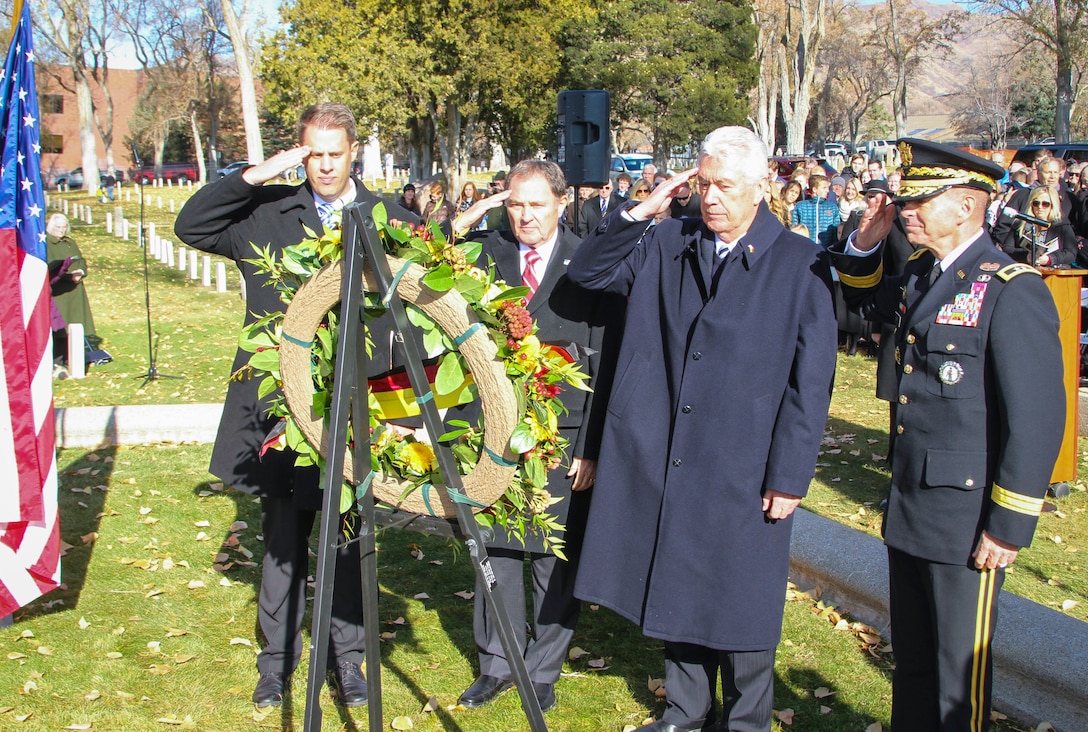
[175,173,417,506]
[453,225,625,550]
[577,193,623,237]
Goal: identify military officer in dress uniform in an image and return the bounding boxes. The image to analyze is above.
[831,139,1065,732]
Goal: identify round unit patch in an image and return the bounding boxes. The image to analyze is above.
[938,361,964,385]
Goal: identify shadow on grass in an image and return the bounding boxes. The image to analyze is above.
[17,442,119,621]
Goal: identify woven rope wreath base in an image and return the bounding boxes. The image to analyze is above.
[278,257,520,518]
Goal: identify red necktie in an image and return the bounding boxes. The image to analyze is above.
[523,249,541,300]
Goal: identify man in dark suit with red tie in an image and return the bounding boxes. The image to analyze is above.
[447,160,624,714]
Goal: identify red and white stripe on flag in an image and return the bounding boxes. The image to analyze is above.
[0,0,61,617]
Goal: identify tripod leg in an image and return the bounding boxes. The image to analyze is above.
[354,301,384,732]
[302,224,366,732]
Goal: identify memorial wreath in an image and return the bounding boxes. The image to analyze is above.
[235,205,589,555]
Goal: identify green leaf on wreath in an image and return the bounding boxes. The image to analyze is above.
[459,239,482,266]
[421,263,456,292]
[339,483,354,514]
[257,375,278,400]
[454,273,487,302]
[524,455,546,488]
[372,201,388,227]
[509,422,538,454]
[250,348,281,373]
[435,353,466,395]
[492,285,531,304]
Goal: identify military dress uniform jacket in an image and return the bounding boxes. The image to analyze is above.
[174,172,416,508]
[831,234,1065,564]
[568,202,838,650]
[452,225,625,553]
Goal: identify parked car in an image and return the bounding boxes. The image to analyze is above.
[805,142,850,158]
[862,139,897,161]
[54,166,123,189]
[609,153,657,184]
[1010,143,1088,168]
[133,162,198,185]
[217,161,249,178]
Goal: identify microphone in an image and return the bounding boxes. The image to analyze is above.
[1002,206,1050,229]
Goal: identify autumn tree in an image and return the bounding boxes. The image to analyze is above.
[263,0,587,194]
[947,52,1031,148]
[35,0,101,192]
[869,0,965,137]
[777,0,825,155]
[564,0,756,165]
[967,0,1087,144]
[218,0,262,163]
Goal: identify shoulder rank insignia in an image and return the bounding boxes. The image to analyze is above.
[997,262,1040,282]
[908,248,928,262]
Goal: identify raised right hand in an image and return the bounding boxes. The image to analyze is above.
[855,191,896,252]
[242,146,312,186]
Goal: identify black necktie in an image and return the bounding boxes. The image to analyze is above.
[918,260,941,296]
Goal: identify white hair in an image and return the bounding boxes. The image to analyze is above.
[47,212,70,237]
[699,127,769,186]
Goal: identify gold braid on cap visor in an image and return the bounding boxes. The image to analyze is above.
[899,166,997,197]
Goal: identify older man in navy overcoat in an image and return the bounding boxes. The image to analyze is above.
[568,126,838,732]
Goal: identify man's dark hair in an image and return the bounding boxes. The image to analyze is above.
[507,160,567,198]
[298,103,357,144]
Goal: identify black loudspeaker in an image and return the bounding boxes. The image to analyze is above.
[557,90,610,187]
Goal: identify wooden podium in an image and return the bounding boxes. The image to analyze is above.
[1038,268,1082,486]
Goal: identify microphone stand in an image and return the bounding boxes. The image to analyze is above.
[132,147,182,388]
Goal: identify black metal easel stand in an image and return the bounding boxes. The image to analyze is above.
[133,176,181,387]
[301,201,548,732]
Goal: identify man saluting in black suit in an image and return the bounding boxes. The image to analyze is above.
[175,103,416,709]
[448,160,624,714]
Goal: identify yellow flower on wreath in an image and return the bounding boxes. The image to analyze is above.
[526,408,557,443]
[400,441,438,475]
[511,334,543,375]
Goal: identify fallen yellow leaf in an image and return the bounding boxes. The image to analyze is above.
[391,715,414,729]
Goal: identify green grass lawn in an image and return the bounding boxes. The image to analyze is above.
[0,443,1036,731]
[11,188,1078,730]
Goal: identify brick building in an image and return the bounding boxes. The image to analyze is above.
[38,66,145,185]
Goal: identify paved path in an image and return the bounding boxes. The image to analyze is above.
[55,403,1088,731]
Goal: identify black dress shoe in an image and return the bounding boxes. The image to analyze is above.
[252,671,286,708]
[327,661,368,707]
[533,682,556,713]
[458,674,513,708]
[637,722,704,732]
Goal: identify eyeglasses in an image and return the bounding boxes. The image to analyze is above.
[634,190,649,198]
[676,195,691,202]
[1031,200,1053,209]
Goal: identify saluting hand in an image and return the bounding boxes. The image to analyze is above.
[629,168,699,222]
[855,191,896,252]
[242,146,312,187]
[453,190,510,236]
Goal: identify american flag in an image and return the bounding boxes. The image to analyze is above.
[0,0,60,617]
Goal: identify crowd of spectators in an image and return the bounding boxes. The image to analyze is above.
[394,144,1088,287]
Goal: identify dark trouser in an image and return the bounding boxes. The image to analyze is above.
[473,548,581,685]
[888,547,1004,732]
[255,495,366,676]
[660,642,775,731]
